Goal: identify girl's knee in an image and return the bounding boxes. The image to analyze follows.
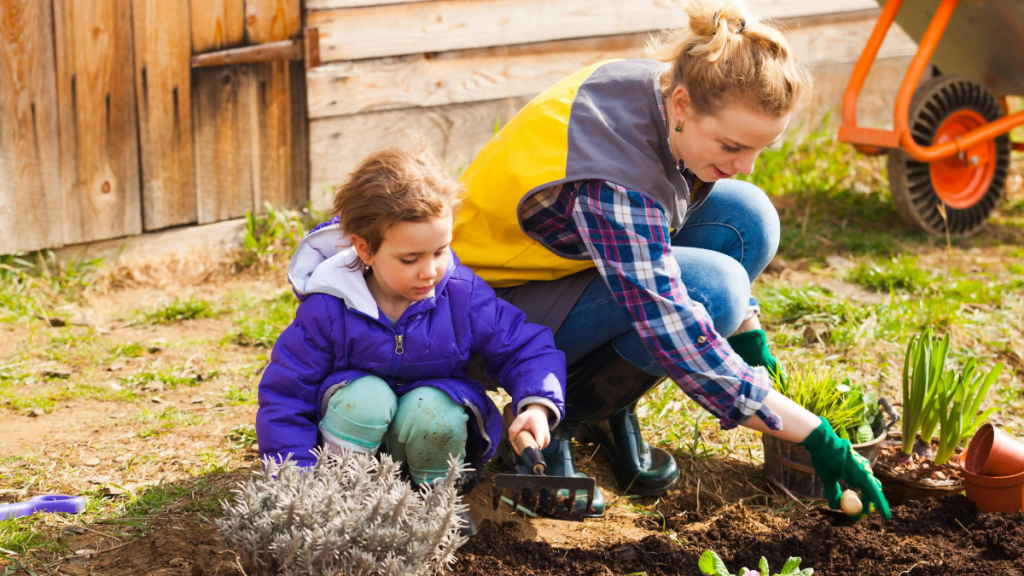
[320,376,397,454]
[393,387,469,459]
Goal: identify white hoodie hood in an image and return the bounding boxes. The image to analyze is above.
[287,221,382,319]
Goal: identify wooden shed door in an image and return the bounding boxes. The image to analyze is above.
[0,0,312,255]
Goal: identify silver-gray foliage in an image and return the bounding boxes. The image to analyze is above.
[218,448,469,576]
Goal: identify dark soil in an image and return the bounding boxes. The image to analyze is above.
[454,496,1024,576]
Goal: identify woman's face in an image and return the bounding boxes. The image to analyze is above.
[670,87,791,183]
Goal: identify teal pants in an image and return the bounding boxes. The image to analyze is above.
[319,376,469,484]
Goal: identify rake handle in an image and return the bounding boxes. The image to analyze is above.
[504,404,547,475]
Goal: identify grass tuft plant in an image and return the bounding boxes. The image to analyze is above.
[219,449,467,576]
[771,365,880,443]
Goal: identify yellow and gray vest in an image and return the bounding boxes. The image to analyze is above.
[453,59,694,288]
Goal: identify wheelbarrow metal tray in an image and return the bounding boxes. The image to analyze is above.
[880,0,1024,96]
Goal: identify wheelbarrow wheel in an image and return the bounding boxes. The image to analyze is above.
[888,76,1010,236]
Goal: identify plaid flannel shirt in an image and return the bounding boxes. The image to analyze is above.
[519,178,781,431]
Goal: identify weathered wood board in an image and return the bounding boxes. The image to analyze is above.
[306,0,431,9]
[307,13,917,119]
[244,0,301,45]
[307,0,879,62]
[133,0,196,231]
[309,96,531,208]
[53,0,142,244]
[0,0,64,253]
[193,65,254,224]
[251,60,309,210]
[191,0,245,53]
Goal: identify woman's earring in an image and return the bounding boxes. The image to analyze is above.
[674,123,683,133]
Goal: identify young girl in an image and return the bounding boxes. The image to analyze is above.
[255,143,565,513]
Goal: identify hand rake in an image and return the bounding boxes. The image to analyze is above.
[491,404,596,520]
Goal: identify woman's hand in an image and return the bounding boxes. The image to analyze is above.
[800,416,891,520]
[508,404,552,451]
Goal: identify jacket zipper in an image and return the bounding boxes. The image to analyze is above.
[394,334,404,355]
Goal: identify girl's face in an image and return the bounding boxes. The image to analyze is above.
[354,212,453,305]
[670,87,791,183]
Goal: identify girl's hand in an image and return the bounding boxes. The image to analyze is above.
[508,404,552,451]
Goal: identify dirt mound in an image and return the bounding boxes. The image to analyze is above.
[455,496,1024,576]
[88,519,241,576]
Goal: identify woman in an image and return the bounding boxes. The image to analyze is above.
[452,0,890,519]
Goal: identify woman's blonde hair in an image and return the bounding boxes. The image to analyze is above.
[332,139,463,258]
[647,0,812,117]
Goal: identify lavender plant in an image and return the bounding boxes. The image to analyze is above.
[218,448,469,576]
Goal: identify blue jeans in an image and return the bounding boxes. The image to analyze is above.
[553,179,780,376]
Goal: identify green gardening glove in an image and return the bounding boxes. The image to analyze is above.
[727,329,781,380]
[800,416,891,520]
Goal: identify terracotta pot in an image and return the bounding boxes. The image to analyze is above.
[959,451,1024,513]
[964,423,1024,477]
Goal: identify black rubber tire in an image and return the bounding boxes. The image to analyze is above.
[887,76,1010,236]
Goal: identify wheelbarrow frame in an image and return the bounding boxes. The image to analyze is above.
[838,0,1024,160]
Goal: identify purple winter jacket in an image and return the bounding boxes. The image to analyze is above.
[256,217,566,467]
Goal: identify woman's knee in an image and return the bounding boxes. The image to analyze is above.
[690,179,780,279]
[685,252,751,336]
[320,376,398,453]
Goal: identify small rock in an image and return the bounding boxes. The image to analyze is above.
[47,317,67,327]
[934,471,947,480]
[141,382,164,393]
[100,486,125,497]
[825,255,854,269]
[106,362,125,371]
[115,454,134,463]
[168,558,188,568]
[84,457,101,466]
[28,408,46,417]
[151,396,166,404]
[63,526,87,535]
[802,324,832,346]
[108,381,124,391]
[190,396,204,404]
[74,548,95,557]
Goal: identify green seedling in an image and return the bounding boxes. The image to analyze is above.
[698,550,813,576]
[901,329,950,456]
[933,359,1003,465]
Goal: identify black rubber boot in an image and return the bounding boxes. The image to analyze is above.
[576,403,680,496]
[566,342,680,497]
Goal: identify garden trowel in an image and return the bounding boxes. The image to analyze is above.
[492,404,596,520]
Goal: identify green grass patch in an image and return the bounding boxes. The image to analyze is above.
[0,251,104,324]
[137,296,216,325]
[845,254,935,293]
[231,291,298,348]
[739,126,932,260]
[227,424,258,448]
[118,367,206,390]
[224,386,257,406]
[1,383,139,413]
[236,204,328,270]
[110,341,147,358]
[133,407,205,438]
[0,517,53,559]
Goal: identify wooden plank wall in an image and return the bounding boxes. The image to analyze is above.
[0,0,63,253]
[305,0,918,210]
[0,0,308,255]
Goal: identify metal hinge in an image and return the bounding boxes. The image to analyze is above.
[191,27,321,70]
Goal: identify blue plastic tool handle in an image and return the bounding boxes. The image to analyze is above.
[0,495,86,519]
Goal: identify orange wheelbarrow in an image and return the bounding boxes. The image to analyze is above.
[839,0,1024,235]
